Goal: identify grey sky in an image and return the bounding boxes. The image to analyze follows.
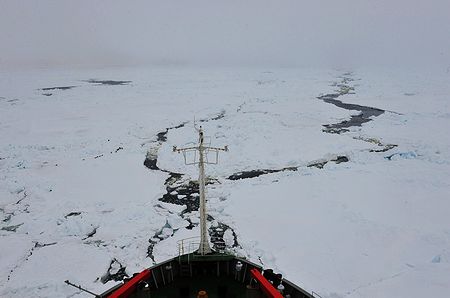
[0,0,449,69]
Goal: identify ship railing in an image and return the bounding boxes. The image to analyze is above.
[177,236,200,256]
[312,291,323,298]
[177,236,233,264]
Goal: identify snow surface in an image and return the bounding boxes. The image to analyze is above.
[1,67,449,297]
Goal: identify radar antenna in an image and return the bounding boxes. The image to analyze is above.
[173,126,228,255]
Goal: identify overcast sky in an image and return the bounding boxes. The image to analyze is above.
[0,0,449,69]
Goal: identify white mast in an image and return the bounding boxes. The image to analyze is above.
[173,126,228,255]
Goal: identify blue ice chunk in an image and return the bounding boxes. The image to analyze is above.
[431,255,441,263]
[385,151,417,160]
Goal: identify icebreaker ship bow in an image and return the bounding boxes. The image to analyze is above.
[70,127,316,298]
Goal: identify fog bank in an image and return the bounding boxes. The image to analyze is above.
[1,0,449,69]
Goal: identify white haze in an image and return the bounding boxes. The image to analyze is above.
[0,0,449,69]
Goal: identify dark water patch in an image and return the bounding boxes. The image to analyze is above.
[158,173,216,215]
[155,221,175,241]
[146,225,173,262]
[161,178,200,214]
[34,242,57,248]
[209,222,240,251]
[307,156,349,169]
[156,122,188,143]
[170,122,188,130]
[84,79,131,86]
[83,227,98,240]
[15,191,27,205]
[147,172,226,260]
[320,95,384,115]
[147,172,198,260]
[101,259,128,283]
[3,214,12,223]
[334,156,349,164]
[1,223,23,232]
[145,122,188,171]
[318,75,385,134]
[385,153,396,160]
[228,166,297,180]
[317,93,384,113]
[228,156,350,179]
[41,86,76,91]
[84,239,106,247]
[319,94,384,134]
[65,211,82,218]
[144,157,159,170]
[308,161,327,169]
[147,220,177,262]
[157,130,168,142]
[165,172,183,184]
[147,239,158,262]
[185,218,196,230]
[228,169,276,180]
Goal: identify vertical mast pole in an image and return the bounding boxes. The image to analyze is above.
[198,128,211,255]
[173,126,228,256]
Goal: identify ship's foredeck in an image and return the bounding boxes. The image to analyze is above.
[101,253,314,298]
[144,274,249,298]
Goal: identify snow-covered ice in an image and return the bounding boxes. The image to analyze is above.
[1,67,449,297]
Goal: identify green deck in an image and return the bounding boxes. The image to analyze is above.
[148,275,249,298]
[106,253,313,298]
